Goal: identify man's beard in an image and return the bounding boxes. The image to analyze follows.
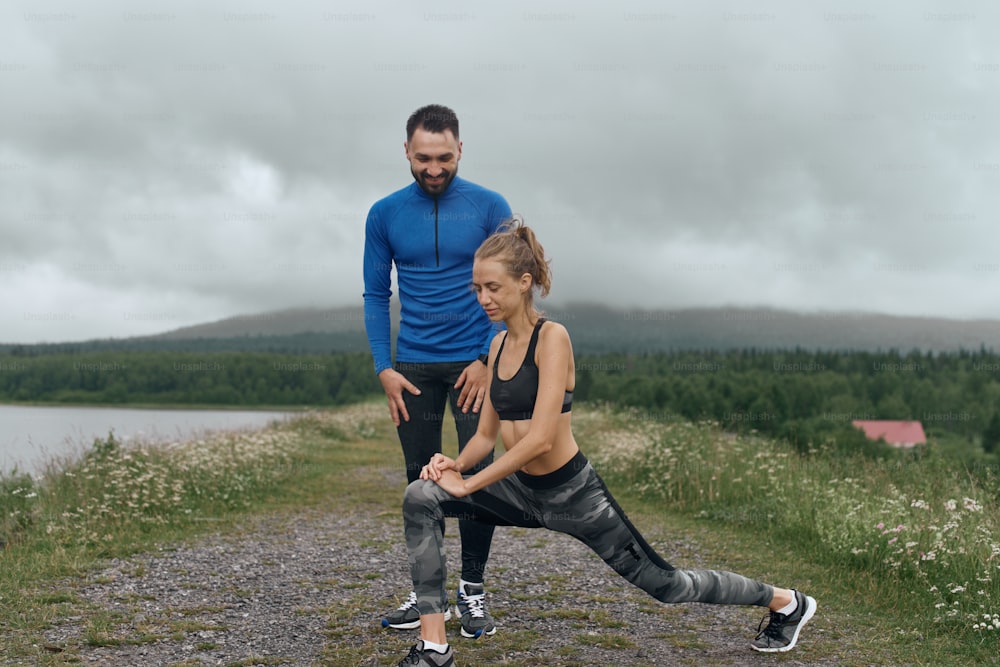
[412,167,457,196]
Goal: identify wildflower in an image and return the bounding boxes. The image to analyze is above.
[963,497,983,513]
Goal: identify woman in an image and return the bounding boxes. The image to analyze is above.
[395,219,816,666]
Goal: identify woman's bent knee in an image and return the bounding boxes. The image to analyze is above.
[403,479,441,514]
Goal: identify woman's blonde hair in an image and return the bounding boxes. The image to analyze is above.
[475,215,551,314]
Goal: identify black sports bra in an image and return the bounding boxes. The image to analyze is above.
[490,319,574,421]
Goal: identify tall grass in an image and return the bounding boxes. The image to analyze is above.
[0,403,391,559]
[1,424,300,558]
[586,404,1000,637]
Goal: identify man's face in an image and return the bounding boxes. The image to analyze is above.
[405,128,462,195]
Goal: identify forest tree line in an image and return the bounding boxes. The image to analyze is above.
[0,351,381,407]
[2,347,999,457]
[575,348,1000,454]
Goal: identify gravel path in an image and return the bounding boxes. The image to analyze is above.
[40,487,838,666]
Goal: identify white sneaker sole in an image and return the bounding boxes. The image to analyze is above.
[460,623,497,639]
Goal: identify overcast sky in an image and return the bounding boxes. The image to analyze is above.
[1,1,997,343]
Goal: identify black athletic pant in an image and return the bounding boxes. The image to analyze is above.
[395,360,496,584]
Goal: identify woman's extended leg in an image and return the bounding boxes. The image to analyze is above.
[539,461,773,607]
[537,459,817,651]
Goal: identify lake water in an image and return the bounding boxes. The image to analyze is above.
[0,404,292,475]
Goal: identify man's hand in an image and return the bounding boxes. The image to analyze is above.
[454,359,488,414]
[378,368,421,426]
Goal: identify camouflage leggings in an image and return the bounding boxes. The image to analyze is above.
[402,450,774,616]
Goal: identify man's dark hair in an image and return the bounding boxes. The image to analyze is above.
[406,104,460,141]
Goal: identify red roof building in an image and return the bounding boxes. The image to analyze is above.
[852,420,927,449]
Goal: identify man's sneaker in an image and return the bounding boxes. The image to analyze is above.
[750,589,817,652]
[396,640,456,666]
[456,582,497,639]
[382,591,452,630]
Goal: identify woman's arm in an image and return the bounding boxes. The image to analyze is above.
[451,402,501,473]
[421,406,499,487]
[422,334,503,482]
[442,322,573,496]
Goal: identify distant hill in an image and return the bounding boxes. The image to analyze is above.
[546,304,1000,354]
[151,306,373,340]
[3,304,998,356]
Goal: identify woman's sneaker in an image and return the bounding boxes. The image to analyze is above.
[456,582,497,639]
[750,589,817,652]
[382,591,451,630]
[396,640,456,666]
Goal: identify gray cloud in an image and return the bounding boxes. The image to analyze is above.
[1,1,997,342]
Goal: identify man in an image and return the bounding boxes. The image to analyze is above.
[363,104,511,641]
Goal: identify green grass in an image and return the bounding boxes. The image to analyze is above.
[2,399,998,665]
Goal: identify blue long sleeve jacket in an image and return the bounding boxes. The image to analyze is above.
[362,176,512,374]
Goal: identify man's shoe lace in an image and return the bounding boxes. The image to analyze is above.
[462,590,486,619]
[396,591,418,612]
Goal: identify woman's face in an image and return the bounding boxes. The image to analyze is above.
[472,257,530,322]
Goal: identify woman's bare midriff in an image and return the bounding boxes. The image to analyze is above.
[499,412,579,476]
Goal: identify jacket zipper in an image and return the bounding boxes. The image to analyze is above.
[433,197,440,267]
